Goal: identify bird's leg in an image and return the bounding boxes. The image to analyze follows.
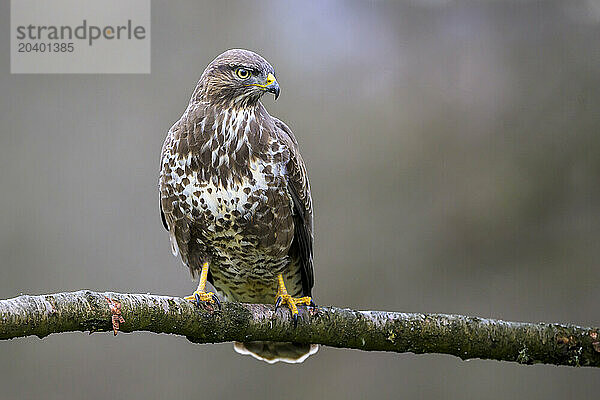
[184,261,220,308]
[274,274,314,327]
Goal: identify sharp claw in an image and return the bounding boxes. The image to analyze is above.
[194,292,201,307]
[212,293,221,309]
[274,297,282,311]
[293,313,298,328]
[310,299,316,308]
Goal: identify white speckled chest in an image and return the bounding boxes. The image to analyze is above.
[159,106,302,302]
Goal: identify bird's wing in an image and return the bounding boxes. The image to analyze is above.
[160,201,168,230]
[273,118,314,296]
[159,120,177,233]
[158,112,195,262]
[159,105,216,284]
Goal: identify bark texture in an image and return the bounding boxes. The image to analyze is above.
[1,290,599,367]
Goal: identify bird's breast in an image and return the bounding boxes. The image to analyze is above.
[160,105,295,259]
[166,149,290,236]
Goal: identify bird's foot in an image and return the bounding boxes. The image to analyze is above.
[184,290,221,309]
[275,295,316,327]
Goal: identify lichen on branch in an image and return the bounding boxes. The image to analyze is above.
[1,290,599,367]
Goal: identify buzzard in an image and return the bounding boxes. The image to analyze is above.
[159,49,317,363]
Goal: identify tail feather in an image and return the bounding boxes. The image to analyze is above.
[234,341,319,364]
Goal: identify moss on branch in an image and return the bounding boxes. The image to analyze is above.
[1,290,599,367]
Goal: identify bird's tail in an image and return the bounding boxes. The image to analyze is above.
[233,341,319,364]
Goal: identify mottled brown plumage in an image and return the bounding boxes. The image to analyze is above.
[159,49,316,363]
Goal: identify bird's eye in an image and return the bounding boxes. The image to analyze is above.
[236,68,251,79]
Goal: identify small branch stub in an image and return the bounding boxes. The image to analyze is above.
[0,290,599,368]
[105,296,125,336]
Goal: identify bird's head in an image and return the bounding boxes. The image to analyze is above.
[195,49,280,108]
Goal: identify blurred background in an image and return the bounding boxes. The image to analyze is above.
[1,0,599,398]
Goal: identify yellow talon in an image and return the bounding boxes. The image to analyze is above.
[184,261,221,308]
[184,290,216,303]
[275,274,315,327]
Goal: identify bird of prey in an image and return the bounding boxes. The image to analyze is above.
[159,49,317,363]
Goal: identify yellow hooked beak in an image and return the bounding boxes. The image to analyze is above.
[248,73,280,99]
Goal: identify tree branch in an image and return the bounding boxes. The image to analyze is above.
[1,290,598,367]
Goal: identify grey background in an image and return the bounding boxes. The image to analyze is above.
[1,1,599,399]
